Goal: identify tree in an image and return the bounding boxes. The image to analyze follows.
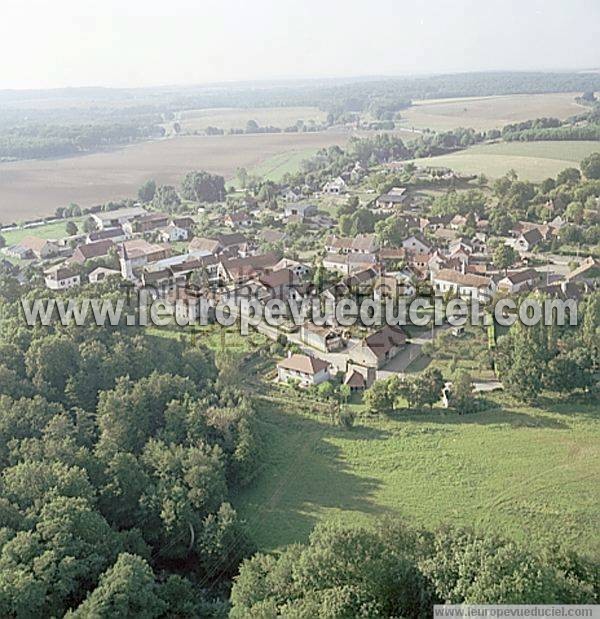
[448,371,477,414]
[65,221,78,236]
[152,185,181,210]
[565,201,584,224]
[236,167,249,189]
[363,379,394,415]
[493,244,517,272]
[181,171,225,203]
[556,167,581,185]
[317,381,334,400]
[138,179,156,203]
[580,152,600,180]
[69,553,166,618]
[82,216,97,234]
[0,234,5,249]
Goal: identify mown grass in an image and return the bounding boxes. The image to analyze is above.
[245,148,318,182]
[410,141,600,181]
[1,217,85,245]
[234,391,600,558]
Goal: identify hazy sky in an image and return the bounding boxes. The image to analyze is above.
[1,0,599,89]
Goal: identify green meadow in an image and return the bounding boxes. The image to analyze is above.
[411,140,600,181]
[235,392,600,557]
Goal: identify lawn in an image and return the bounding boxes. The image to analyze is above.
[398,93,586,132]
[1,217,85,244]
[234,392,600,558]
[411,140,600,181]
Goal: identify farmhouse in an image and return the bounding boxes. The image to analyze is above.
[273,257,310,279]
[375,187,407,209]
[497,268,539,294]
[277,353,331,386]
[349,325,407,369]
[565,256,600,285]
[322,177,347,195]
[218,252,280,283]
[87,226,127,243]
[225,212,253,228]
[91,206,147,230]
[514,228,543,252]
[70,239,114,264]
[88,266,121,284]
[322,252,378,276]
[432,269,493,301]
[325,234,378,254]
[123,212,169,235]
[283,203,316,219]
[300,323,344,353]
[401,235,431,254]
[44,263,80,290]
[19,236,60,260]
[119,239,170,280]
[158,223,189,243]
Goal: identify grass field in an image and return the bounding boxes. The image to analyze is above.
[248,148,320,182]
[1,217,85,244]
[398,93,586,132]
[178,106,327,133]
[235,393,600,558]
[411,140,600,181]
[0,131,356,221]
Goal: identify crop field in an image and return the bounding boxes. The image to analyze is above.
[0,131,355,221]
[235,392,600,558]
[411,140,600,181]
[178,106,327,132]
[398,93,586,132]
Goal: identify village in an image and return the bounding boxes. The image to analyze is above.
[3,157,598,399]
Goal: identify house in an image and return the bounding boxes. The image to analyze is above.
[119,239,170,280]
[258,268,298,299]
[565,256,600,285]
[19,236,60,260]
[450,214,468,230]
[282,188,301,202]
[277,353,331,386]
[123,212,169,235]
[379,247,406,266]
[300,323,344,353]
[325,234,378,254]
[159,223,189,243]
[322,252,378,276]
[225,212,253,228]
[349,325,407,369]
[170,217,195,231]
[70,239,115,264]
[273,257,310,279]
[401,235,431,254]
[91,206,147,230]
[497,268,539,294]
[189,233,251,258]
[375,187,407,209]
[87,226,127,243]
[322,177,347,195]
[218,252,280,283]
[3,245,34,260]
[432,269,494,301]
[373,274,401,300]
[260,229,287,246]
[283,203,316,219]
[88,266,121,284]
[420,214,453,232]
[44,263,80,290]
[515,228,543,252]
[344,369,366,391]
